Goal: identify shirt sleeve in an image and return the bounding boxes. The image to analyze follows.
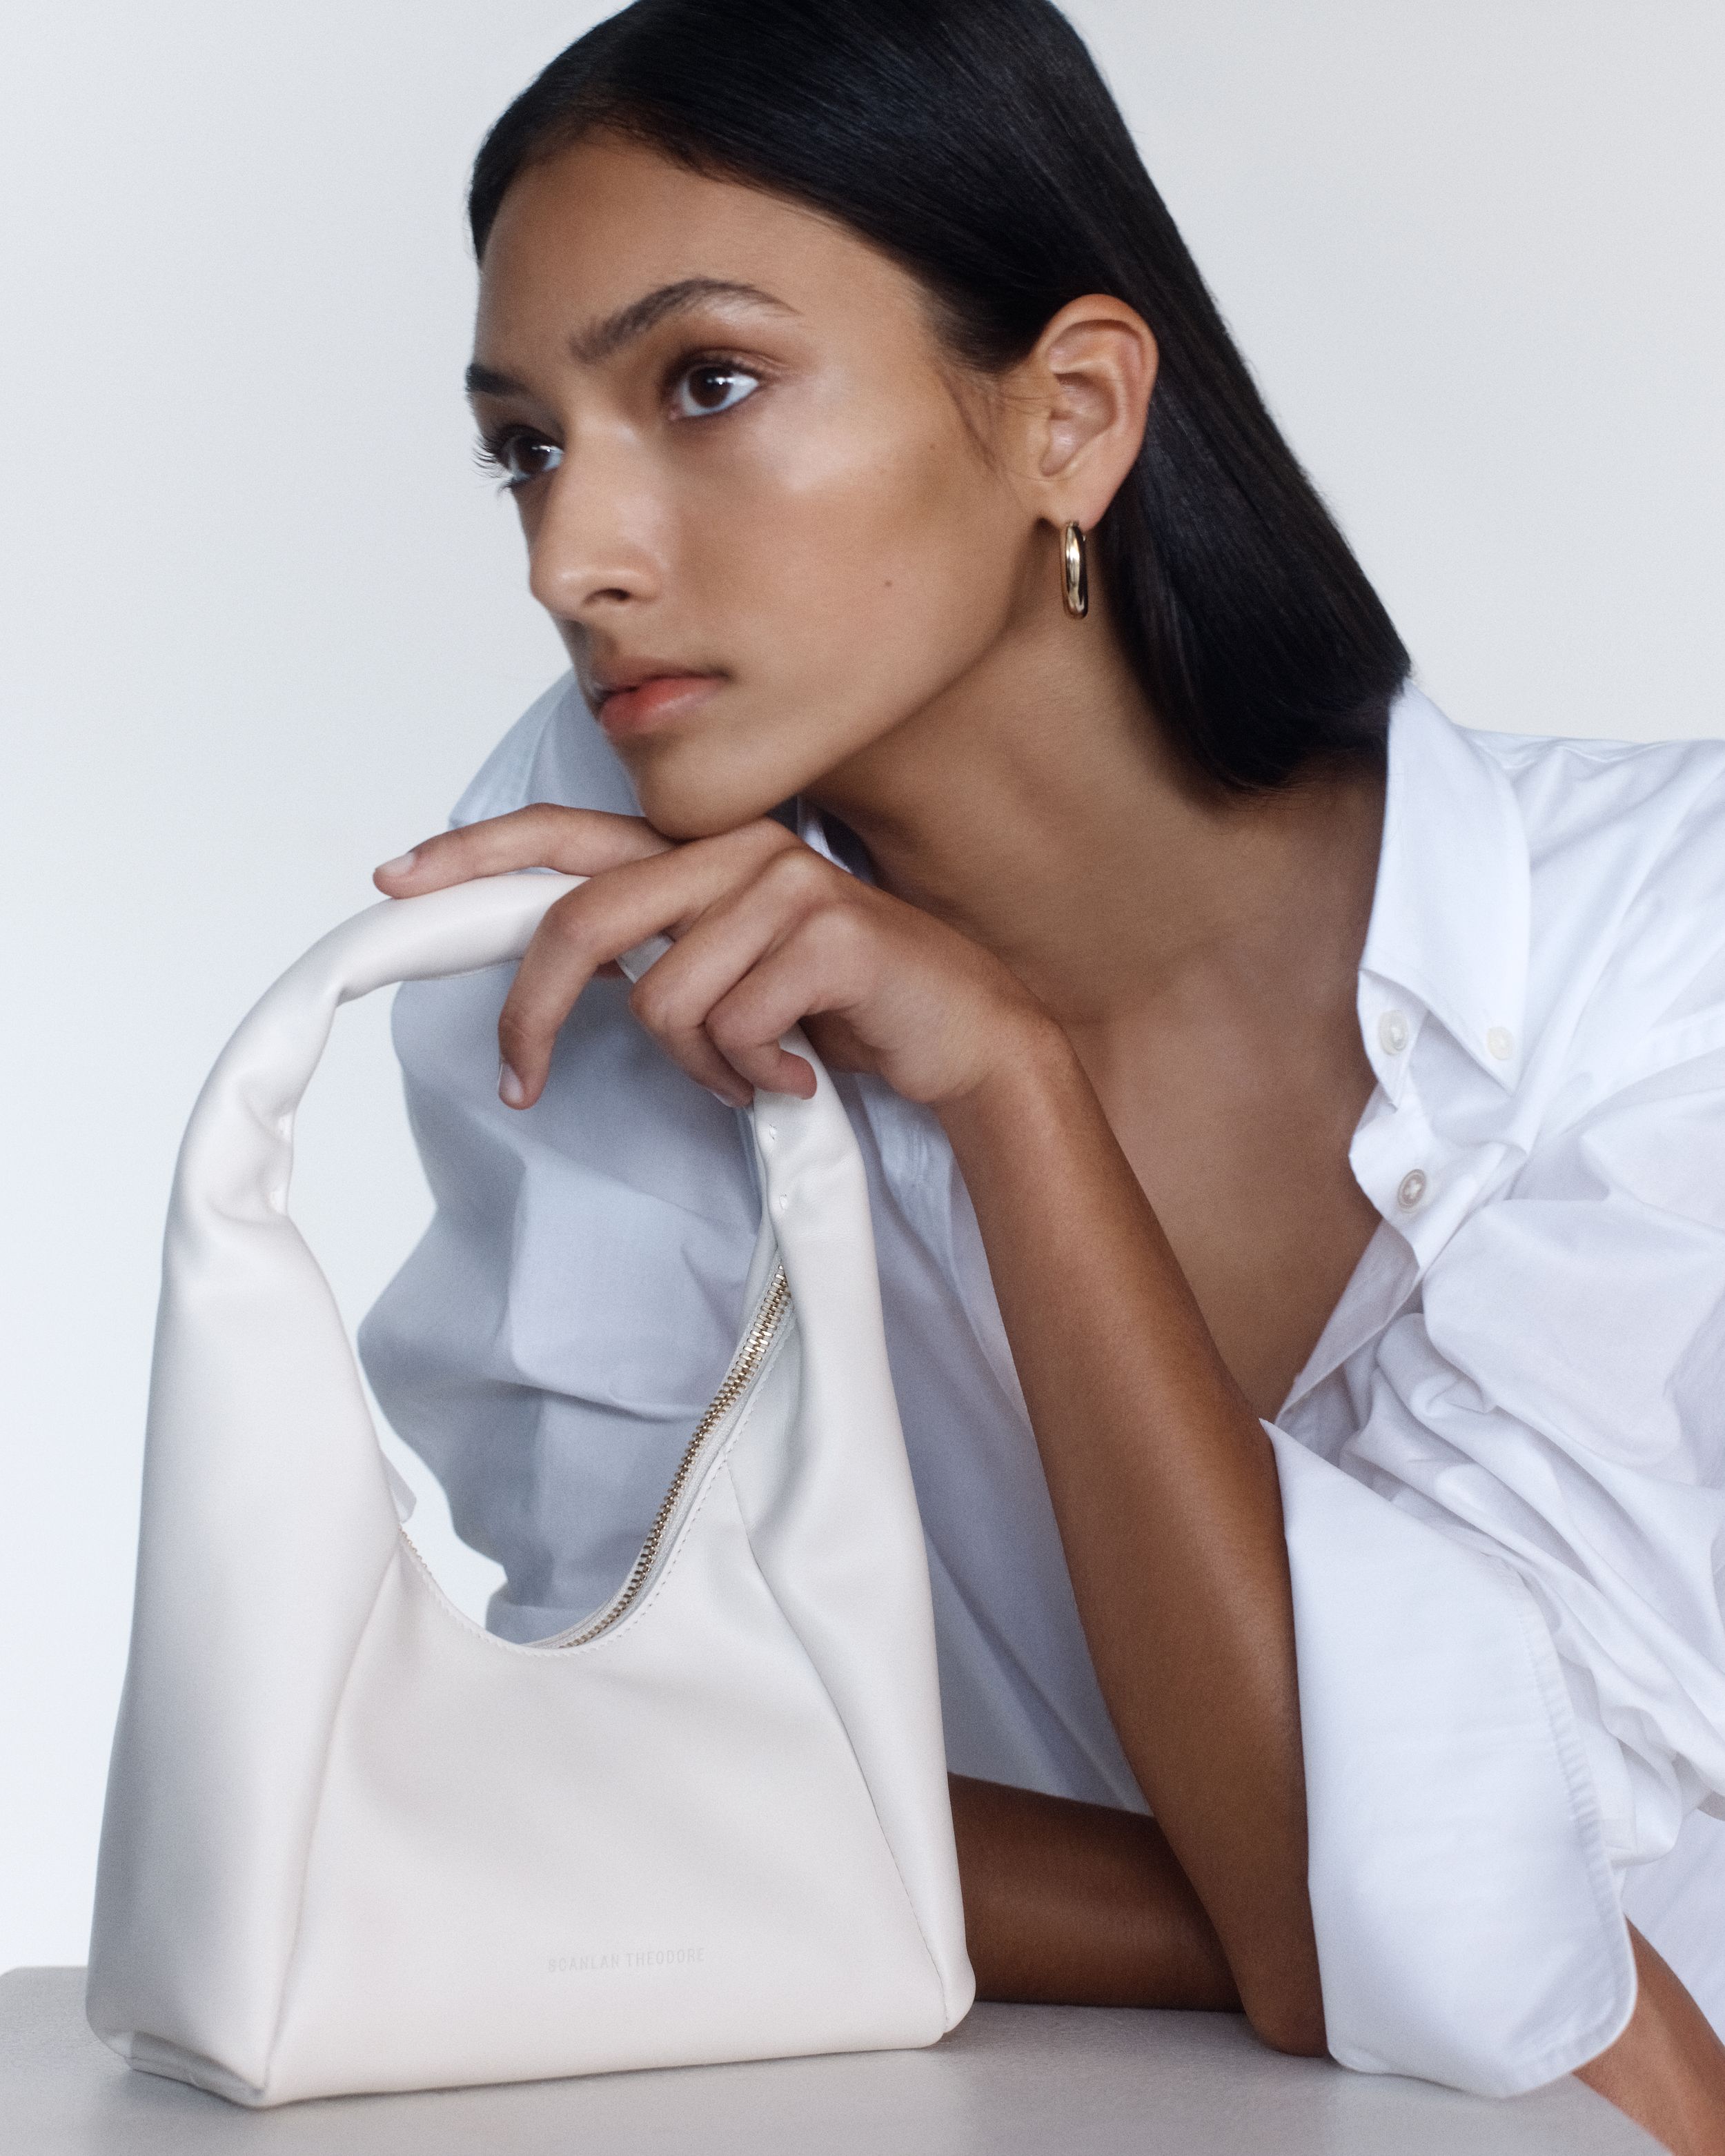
[1274,860,1725,2092]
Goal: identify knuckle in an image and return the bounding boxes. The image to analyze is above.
[805,898,863,953]
[542,890,597,947]
[496,1009,535,1059]
[627,976,676,1033]
[789,896,869,981]
[411,833,462,873]
[747,817,800,858]
[502,801,580,862]
[706,1005,753,1058]
[762,845,829,901]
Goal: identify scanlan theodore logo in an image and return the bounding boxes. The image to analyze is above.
[547,1946,707,1975]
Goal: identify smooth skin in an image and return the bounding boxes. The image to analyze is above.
[377,132,1725,2148]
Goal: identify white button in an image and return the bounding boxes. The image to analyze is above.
[1397,1169,1428,1211]
[776,1192,791,1214]
[1486,1026,1515,1061]
[1377,1010,1410,1056]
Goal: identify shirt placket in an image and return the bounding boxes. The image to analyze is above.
[1280,989,1448,1418]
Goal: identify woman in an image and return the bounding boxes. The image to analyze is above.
[357,1,1725,2144]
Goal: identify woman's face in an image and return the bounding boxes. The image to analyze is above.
[471,133,1041,837]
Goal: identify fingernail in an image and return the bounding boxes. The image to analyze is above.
[707,1087,749,1111]
[498,1061,529,1108]
[377,850,418,878]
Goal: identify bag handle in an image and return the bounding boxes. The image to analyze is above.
[181,874,578,1198]
[184,873,798,1185]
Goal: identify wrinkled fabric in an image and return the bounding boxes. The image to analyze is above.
[359,674,1725,2085]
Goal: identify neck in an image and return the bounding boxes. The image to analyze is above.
[805,597,1385,1033]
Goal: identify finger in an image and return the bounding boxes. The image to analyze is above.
[492,832,801,1107]
[373,804,672,895]
[704,909,880,1099]
[493,884,630,1108]
[626,849,845,1100]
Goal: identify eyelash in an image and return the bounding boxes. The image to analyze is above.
[473,430,560,491]
[475,350,768,491]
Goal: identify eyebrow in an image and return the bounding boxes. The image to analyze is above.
[464,278,795,399]
[464,359,529,398]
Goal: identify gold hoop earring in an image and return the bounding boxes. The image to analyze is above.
[1061,521,1089,620]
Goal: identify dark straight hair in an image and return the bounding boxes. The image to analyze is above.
[469,0,1409,792]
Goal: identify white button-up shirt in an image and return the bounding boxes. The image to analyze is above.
[359,677,1725,2096]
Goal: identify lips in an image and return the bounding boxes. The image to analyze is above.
[591,668,722,739]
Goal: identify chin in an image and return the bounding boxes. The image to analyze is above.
[624,739,796,842]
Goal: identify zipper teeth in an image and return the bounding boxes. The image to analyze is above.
[555,1263,792,1650]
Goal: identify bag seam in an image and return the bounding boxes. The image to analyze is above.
[723,1465,952,2023]
[257,1552,400,2097]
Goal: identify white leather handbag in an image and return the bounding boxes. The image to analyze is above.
[87,871,974,2106]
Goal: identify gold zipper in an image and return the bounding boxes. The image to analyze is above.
[553,1263,793,1649]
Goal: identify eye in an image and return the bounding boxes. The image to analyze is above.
[670,360,761,421]
[475,428,563,490]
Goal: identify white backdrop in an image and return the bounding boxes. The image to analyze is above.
[2,0,1721,1972]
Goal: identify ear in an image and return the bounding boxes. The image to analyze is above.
[1008,296,1158,531]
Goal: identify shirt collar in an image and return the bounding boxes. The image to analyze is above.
[1360,684,1531,1092]
[795,797,876,882]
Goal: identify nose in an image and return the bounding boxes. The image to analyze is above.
[525,444,660,624]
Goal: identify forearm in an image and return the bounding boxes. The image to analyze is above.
[950,1774,1239,2012]
[1576,1926,1725,2156]
[938,1025,1323,2050]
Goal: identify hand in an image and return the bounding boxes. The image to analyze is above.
[373,805,1058,1111]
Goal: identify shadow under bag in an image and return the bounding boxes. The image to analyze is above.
[87,871,974,2106]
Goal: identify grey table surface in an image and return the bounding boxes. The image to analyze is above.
[1,1968,1659,2154]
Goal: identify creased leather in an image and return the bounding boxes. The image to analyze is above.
[86,873,974,2106]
